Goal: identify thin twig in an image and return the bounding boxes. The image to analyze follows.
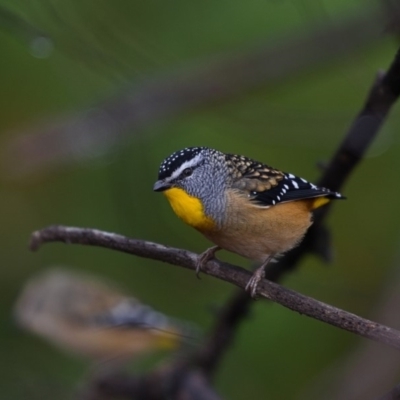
[30,225,400,351]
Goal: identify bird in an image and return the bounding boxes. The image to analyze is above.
[14,268,197,363]
[153,146,344,297]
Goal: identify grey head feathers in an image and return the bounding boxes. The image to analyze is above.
[155,147,229,225]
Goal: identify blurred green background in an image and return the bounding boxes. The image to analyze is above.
[1,0,400,399]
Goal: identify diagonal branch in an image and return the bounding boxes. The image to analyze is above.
[30,225,400,351]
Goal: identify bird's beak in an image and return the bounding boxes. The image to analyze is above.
[153,180,172,192]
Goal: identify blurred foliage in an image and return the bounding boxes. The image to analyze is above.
[1,0,400,399]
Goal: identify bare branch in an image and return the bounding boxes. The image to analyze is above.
[30,225,400,351]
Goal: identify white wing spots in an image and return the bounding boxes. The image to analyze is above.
[253,170,344,207]
[285,173,308,190]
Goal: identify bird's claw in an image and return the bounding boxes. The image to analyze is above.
[245,266,266,298]
[196,246,221,279]
[245,256,273,298]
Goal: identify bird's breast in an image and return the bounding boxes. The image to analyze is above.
[163,188,215,230]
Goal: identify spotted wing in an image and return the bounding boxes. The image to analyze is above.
[225,154,343,207]
[250,173,344,207]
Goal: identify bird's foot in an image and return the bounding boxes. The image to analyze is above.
[245,256,273,298]
[245,266,265,298]
[196,246,221,278]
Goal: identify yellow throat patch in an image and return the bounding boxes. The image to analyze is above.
[163,188,215,230]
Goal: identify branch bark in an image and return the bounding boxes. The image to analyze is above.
[30,225,400,352]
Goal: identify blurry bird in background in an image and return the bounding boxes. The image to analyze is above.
[14,268,197,364]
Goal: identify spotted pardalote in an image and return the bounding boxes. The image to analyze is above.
[154,147,344,297]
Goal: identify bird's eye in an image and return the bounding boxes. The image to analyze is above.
[182,168,193,178]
